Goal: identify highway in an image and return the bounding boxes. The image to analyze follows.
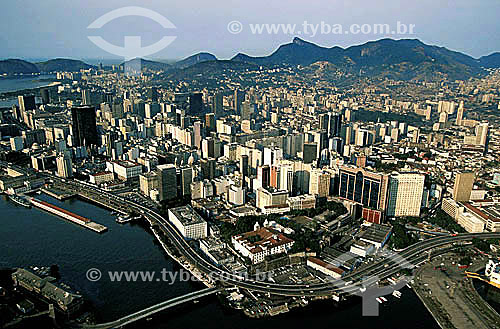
[40,174,500,298]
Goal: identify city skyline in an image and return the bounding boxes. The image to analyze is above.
[1,0,500,61]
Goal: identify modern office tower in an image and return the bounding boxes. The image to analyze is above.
[10,136,24,151]
[71,106,98,147]
[200,158,216,180]
[456,101,464,126]
[202,137,215,159]
[303,143,317,164]
[279,165,294,194]
[205,113,216,132]
[319,113,329,131]
[139,172,159,199]
[110,102,123,119]
[241,101,254,120]
[270,165,280,189]
[157,164,177,201]
[240,155,249,186]
[263,147,283,166]
[180,167,193,196]
[145,103,160,119]
[188,92,203,114]
[81,89,91,105]
[453,172,475,202]
[18,95,36,113]
[330,137,343,154]
[213,92,223,117]
[103,92,114,104]
[234,89,245,114]
[147,87,158,102]
[309,169,331,198]
[257,165,271,188]
[193,121,203,149]
[386,173,425,217]
[40,88,50,104]
[327,112,342,137]
[475,122,489,147]
[256,187,289,212]
[338,166,390,211]
[56,153,73,178]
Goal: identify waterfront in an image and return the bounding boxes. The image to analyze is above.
[0,194,439,328]
[0,74,56,94]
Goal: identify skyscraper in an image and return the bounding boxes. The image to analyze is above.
[386,173,425,217]
[453,172,475,202]
[157,164,177,201]
[475,122,489,147]
[456,101,464,126]
[56,153,73,178]
[18,95,36,113]
[234,90,245,115]
[213,92,223,117]
[71,106,98,147]
[40,88,50,105]
[82,89,91,105]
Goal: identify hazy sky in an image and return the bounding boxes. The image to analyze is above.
[1,0,499,61]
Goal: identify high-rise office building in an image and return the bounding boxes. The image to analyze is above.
[386,173,425,217]
[205,113,216,132]
[18,95,36,113]
[456,101,464,126]
[257,165,271,188]
[309,169,331,198]
[475,122,489,147]
[40,88,50,105]
[234,90,245,115]
[240,155,249,186]
[213,93,223,117]
[453,172,475,202]
[56,153,73,178]
[71,106,98,147]
[327,112,342,137]
[82,89,91,105]
[157,164,177,201]
[338,166,390,211]
[193,121,203,149]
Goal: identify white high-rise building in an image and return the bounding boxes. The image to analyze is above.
[386,173,425,217]
[56,153,73,178]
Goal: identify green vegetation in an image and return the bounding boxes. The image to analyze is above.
[472,238,497,252]
[427,210,466,233]
[389,221,418,249]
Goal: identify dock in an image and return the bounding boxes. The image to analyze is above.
[30,198,107,233]
[41,187,76,200]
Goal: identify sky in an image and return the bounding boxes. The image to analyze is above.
[0,0,499,62]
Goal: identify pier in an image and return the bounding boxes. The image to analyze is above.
[30,198,107,233]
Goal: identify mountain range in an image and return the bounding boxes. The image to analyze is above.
[2,38,500,81]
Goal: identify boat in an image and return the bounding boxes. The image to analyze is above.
[380,297,387,302]
[193,300,199,304]
[376,297,383,304]
[116,215,132,224]
[406,283,412,289]
[392,290,402,298]
[8,195,31,208]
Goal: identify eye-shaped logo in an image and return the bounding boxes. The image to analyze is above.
[88,6,176,73]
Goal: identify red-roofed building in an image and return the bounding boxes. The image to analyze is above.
[232,227,295,264]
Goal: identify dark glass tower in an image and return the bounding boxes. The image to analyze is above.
[71,106,98,147]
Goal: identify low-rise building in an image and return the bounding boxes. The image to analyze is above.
[168,205,208,239]
[232,226,294,264]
